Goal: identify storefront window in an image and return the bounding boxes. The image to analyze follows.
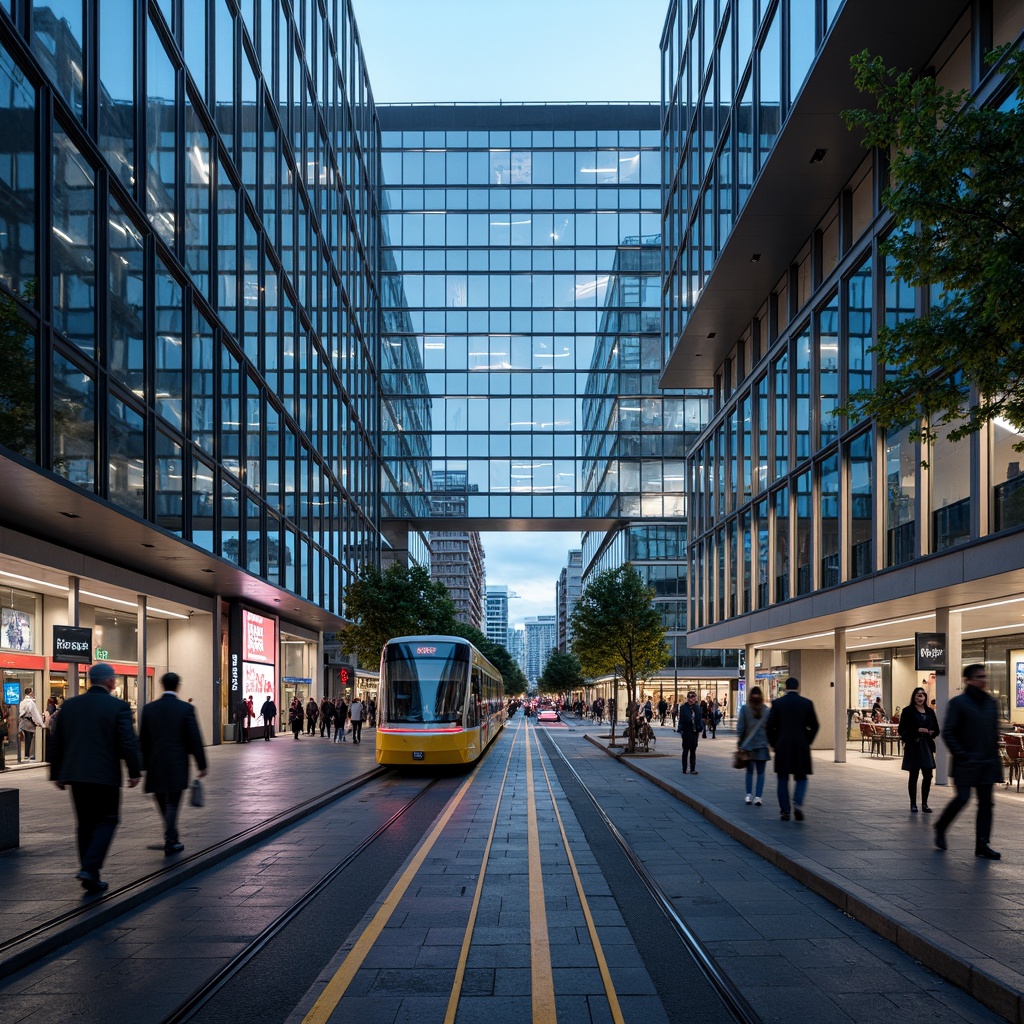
[92,606,137,663]
[886,423,915,565]
[1,588,40,652]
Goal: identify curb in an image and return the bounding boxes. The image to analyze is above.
[584,733,1024,1024]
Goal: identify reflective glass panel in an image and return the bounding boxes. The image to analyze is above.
[108,395,145,517]
[52,354,95,490]
[0,42,36,299]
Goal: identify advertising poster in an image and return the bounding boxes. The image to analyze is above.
[1016,658,1024,710]
[857,667,882,708]
[1,608,32,652]
[244,661,276,719]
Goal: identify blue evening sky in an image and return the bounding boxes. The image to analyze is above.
[350,1,665,622]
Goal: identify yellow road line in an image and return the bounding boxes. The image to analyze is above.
[301,762,480,1024]
[526,719,557,1023]
[443,721,521,1024]
[533,726,626,1024]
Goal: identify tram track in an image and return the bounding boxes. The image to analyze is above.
[0,765,391,982]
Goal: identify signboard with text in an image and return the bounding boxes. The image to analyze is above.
[229,606,278,728]
[53,625,93,664]
[915,633,946,672]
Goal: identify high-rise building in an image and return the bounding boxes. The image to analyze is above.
[556,549,583,653]
[524,615,558,688]
[506,626,527,676]
[429,530,485,629]
[662,0,1024,733]
[485,585,510,647]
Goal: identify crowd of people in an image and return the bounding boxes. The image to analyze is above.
[232,693,375,745]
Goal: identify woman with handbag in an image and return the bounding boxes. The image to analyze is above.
[736,686,771,805]
[897,686,940,812]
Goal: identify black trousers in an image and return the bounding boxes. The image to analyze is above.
[351,719,362,743]
[935,782,994,845]
[154,790,184,844]
[681,735,698,771]
[70,782,120,876]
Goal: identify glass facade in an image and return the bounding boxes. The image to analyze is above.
[0,0,388,619]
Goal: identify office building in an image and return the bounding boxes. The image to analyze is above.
[524,614,557,687]
[662,0,1024,742]
[556,549,582,653]
[485,585,510,647]
[430,529,485,629]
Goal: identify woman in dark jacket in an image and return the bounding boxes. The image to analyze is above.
[898,686,940,812]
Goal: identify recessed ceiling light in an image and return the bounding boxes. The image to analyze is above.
[200,568,215,574]
[59,511,80,519]
[141,543,155,548]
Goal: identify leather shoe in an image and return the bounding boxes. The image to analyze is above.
[164,842,185,855]
[934,827,947,851]
[793,807,804,821]
[690,770,699,775]
[76,870,108,893]
[922,805,933,813]
[780,811,790,821]
[910,805,918,813]
[975,844,1001,860]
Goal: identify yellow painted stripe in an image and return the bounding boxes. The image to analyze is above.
[533,726,626,1024]
[443,720,521,1024]
[301,767,479,1024]
[526,719,557,1023]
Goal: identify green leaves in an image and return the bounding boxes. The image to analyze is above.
[840,47,1024,451]
[538,650,584,696]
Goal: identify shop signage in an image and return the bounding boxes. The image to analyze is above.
[95,647,109,660]
[915,632,946,672]
[229,605,277,730]
[53,625,93,664]
[3,681,20,704]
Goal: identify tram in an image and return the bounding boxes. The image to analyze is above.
[376,635,506,766]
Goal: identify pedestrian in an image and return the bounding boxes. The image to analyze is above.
[18,687,45,761]
[139,672,208,855]
[334,697,348,742]
[319,696,334,738]
[305,697,318,735]
[671,701,678,729]
[234,695,249,743]
[677,690,702,774]
[766,676,819,821]
[643,698,653,724]
[259,695,277,740]
[44,695,61,736]
[933,665,1003,859]
[368,698,377,728]
[657,697,668,726]
[699,698,709,738]
[736,686,770,805]
[48,662,141,892]
[897,685,940,813]
[289,697,304,739]
[349,696,365,744]
[707,700,720,739]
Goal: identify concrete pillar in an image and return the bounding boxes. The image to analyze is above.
[934,607,962,785]
[745,643,757,699]
[136,595,148,717]
[67,576,80,697]
[834,627,847,763]
[787,649,834,751]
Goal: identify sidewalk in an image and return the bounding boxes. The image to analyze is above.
[0,730,378,951]
[569,716,1024,1024]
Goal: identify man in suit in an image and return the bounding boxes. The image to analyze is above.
[677,690,703,774]
[139,672,208,855]
[49,662,141,893]
[766,676,819,822]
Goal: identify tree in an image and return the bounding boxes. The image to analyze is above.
[537,650,583,698]
[448,622,528,696]
[840,46,1024,452]
[341,562,457,668]
[570,564,668,753]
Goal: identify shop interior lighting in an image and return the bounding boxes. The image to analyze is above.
[957,596,1024,613]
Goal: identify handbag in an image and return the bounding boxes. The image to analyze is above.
[190,779,204,807]
[732,748,751,769]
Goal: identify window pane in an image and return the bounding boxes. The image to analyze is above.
[146,17,177,244]
[32,0,84,118]
[52,354,95,490]
[154,258,183,426]
[109,198,145,393]
[155,431,183,535]
[0,42,36,299]
[108,395,145,516]
[99,1,135,189]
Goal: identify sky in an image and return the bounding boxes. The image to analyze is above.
[349,1,664,624]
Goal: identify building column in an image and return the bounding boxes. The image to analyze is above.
[136,595,148,716]
[934,607,962,785]
[67,576,80,697]
[745,642,757,698]
[834,627,847,763]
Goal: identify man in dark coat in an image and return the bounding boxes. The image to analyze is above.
[260,696,277,740]
[934,664,1003,859]
[766,676,819,821]
[49,662,141,892]
[139,672,208,855]
[677,691,702,774]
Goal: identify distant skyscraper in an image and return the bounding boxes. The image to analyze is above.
[506,627,526,675]
[486,586,510,647]
[556,549,583,653]
[525,615,557,687]
[430,530,485,629]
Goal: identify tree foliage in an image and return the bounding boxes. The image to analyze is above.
[448,621,528,696]
[841,46,1024,450]
[570,564,668,752]
[537,650,583,697]
[341,562,456,668]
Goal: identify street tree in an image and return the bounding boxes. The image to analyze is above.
[341,562,456,668]
[570,564,668,753]
[537,650,584,699]
[840,46,1024,452]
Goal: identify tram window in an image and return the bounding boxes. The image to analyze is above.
[382,641,469,723]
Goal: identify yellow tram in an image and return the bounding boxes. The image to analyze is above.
[375,635,505,766]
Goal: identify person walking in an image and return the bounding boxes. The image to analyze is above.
[48,663,141,892]
[18,687,44,761]
[657,697,668,726]
[139,672,208,855]
[234,695,249,743]
[933,664,1003,859]
[766,676,819,821]
[305,697,318,735]
[677,691,702,774]
[288,697,304,739]
[259,695,276,740]
[898,685,940,813]
[736,686,771,805]
[334,697,348,742]
[671,701,678,729]
[319,696,334,738]
[349,696,365,744]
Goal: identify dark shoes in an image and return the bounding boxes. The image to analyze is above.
[76,870,108,893]
[780,811,790,821]
[910,805,918,813]
[975,844,1001,860]
[681,768,687,774]
[164,842,185,855]
[793,807,804,821]
[922,805,933,813]
[934,827,947,851]
[690,770,699,775]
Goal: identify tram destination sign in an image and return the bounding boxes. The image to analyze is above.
[915,632,946,672]
[53,625,93,664]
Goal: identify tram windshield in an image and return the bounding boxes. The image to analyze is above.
[383,641,469,724]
